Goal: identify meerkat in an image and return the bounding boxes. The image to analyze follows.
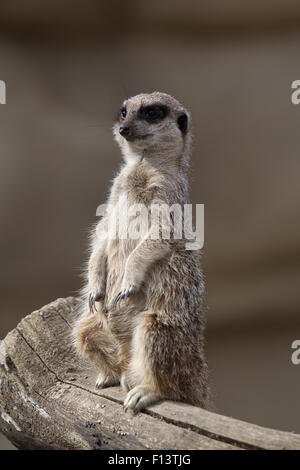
[73,91,209,413]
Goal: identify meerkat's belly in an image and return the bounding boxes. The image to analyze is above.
[105,192,148,307]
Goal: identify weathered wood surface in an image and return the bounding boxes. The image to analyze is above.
[0,297,299,450]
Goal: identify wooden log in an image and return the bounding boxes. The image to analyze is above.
[0,297,299,450]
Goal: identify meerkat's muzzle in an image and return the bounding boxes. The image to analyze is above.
[119,125,149,142]
[119,125,131,138]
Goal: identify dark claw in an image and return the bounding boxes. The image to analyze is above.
[124,290,131,300]
[89,293,94,313]
[114,292,124,307]
[114,285,137,309]
[89,293,98,313]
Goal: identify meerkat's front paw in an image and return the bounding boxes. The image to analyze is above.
[114,265,144,308]
[89,292,105,314]
[123,385,162,414]
[88,279,106,313]
[114,283,137,308]
[95,372,120,389]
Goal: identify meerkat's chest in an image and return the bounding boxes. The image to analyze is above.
[105,166,159,263]
[107,190,149,249]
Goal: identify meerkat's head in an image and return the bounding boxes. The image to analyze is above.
[113,92,191,167]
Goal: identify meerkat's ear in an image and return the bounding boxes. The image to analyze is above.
[177,113,188,135]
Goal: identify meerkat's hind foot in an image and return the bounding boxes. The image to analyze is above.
[95,372,120,389]
[123,385,162,414]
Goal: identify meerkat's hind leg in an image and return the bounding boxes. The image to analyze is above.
[74,309,121,389]
[124,385,162,414]
[122,312,165,413]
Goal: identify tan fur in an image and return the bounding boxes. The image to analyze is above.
[73,92,209,412]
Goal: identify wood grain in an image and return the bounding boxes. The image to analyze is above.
[0,297,299,450]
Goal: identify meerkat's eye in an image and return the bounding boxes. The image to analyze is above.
[140,105,168,123]
[120,107,127,120]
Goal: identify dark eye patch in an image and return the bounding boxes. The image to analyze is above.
[177,113,188,135]
[139,105,168,123]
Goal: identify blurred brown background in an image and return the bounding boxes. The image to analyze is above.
[1,0,300,450]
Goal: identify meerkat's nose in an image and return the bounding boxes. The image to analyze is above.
[119,125,131,137]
